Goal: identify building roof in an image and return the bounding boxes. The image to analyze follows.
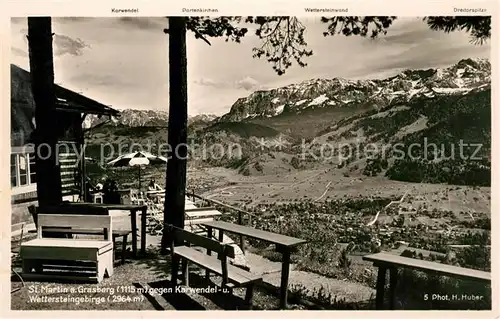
[11,64,120,146]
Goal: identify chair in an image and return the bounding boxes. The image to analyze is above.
[130,189,146,205]
[146,187,165,204]
[146,205,164,235]
[92,192,104,204]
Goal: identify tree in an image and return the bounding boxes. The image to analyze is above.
[27,17,62,206]
[338,247,352,270]
[159,16,490,251]
[161,17,188,252]
[423,16,491,45]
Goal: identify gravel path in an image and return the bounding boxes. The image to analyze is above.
[244,251,375,304]
[263,270,375,304]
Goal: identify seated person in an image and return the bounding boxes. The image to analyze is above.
[148,179,163,192]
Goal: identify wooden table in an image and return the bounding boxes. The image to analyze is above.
[146,190,165,204]
[363,252,491,310]
[39,203,148,257]
[146,190,165,195]
[200,220,306,309]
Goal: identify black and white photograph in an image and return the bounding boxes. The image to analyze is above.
[9,15,492,311]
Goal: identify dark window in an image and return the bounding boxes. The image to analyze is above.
[11,152,36,187]
[29,153,36,183]
[10,154,17,187]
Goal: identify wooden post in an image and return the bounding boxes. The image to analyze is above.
[245,284,255,310]
[141,206,147,254]
[279,248,291,309]
[388,267,398,310]
[131,209,138,257]
[221,248,228,287]
[27,17,62,206]
[170,242,180,288]
[161,17,188,254]
[205,226,212,279]
[238,212,245,253]
[181,259,189,286]
[121,234,128,265]
[375,266,387,310]
[76,115,86,201]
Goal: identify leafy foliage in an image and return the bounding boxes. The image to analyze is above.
[250,17,312,75]
[424,16,491,45]
[338,247,352,269]
[320,16,396,38]
[363,157,389,176]
[185,17,249,42]
[181,16,312,75]
[177,16,490,76]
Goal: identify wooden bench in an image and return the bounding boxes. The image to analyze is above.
[200,220,307,309]
[20,214,114,283]
[185,207,222,226]
[28,205,131,265]
[363,252,492,310]
[167,224,262,309]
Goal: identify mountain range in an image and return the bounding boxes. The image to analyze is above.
[221,58,490,121]
[86,57,491,186]
[85,58,490,129]
[83,109,217,129]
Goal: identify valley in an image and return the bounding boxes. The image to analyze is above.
[83,57,491,308]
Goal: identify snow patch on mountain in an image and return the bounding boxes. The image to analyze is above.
[83,110,218,129]
[433,87,471,94]
[275,104,285,115]
[308,94,329,106]
[394,116,429,139]
[369,105,410,119]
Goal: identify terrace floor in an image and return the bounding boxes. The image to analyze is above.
[10,210,375,310]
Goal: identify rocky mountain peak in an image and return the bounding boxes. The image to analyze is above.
[220,58,491,122]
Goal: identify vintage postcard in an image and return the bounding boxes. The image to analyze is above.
[1,0,498,317]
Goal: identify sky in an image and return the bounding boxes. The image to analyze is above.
[10,17,490,115]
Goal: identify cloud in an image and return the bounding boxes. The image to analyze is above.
[194,76,261,91]
[53,17,95,24]
[347,41,490,80]
[11,47,28,58]
[69,73,132,88]
[235,76,259,90]
[117,17,166,31]
[53,34,90,56]
[381,28,436,45]
[11,17,26,25]
[193,77,224,88]
[17,26,90,57]
[12,17,93,25]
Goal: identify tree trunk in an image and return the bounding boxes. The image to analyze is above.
[27,17,62,206]
[161,17,188,253]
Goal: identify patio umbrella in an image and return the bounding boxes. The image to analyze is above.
[107,151,167,191]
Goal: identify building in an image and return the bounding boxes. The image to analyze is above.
[11,64,119,226]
